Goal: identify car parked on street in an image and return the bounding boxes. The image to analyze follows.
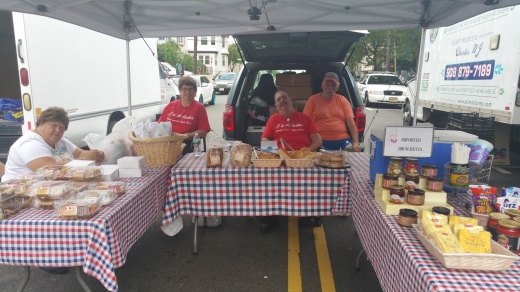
[175,75,216,105]
[213,72,237,94]
[222,31,367,146]
[356,73,409,106]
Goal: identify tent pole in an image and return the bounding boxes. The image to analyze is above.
[125,30,132,116]
[412,27,426,126]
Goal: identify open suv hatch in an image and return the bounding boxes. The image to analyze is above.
[223,31,367,146]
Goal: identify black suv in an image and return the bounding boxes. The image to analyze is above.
[222,31,367,146]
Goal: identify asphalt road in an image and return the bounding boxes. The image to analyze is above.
[0,97,517,292]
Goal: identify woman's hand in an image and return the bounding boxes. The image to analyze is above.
[78,150,105,163]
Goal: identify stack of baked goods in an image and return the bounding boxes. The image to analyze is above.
[251,149,282,168]
[317,151,346,168]
[278,147,317,168]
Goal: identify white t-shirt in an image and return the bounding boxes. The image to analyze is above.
[2,131,77,181]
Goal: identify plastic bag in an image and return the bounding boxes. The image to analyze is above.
[83,132,131,164]
[248,96,269,122]
[111,116,137,155]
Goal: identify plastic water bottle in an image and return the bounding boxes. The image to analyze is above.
[193,133,201,157]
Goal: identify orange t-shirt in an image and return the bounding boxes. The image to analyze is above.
[303,93,354,140]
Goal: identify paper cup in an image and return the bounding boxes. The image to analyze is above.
[469,139,493,166]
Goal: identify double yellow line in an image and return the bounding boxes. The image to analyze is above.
[287,217,336,292]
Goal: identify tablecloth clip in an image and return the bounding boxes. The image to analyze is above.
[279,138,295,151]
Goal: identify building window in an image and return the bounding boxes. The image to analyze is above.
[177,37,185,45]
[222,56,226,66]
[198,55,210,65]
[211,36,215,45]
[222,36,226,48]
[201,36,208,45]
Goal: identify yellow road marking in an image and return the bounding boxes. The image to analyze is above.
[314,224,336,292]
[288,217,302,292]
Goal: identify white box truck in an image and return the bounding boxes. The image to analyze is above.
[0,11,171,162]
[405,6,520,165]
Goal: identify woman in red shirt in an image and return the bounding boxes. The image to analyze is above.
[158,76,211,154]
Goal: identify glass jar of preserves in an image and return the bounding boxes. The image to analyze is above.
[407,188,425,206]
[382,174,399,189]
[398,208,418,227]
[387,157,402,176]
[389,185,405,204]
[450,163,469,188]
[421,164,438,178]
[404,174,420,190]
[505,209,520,219]
[487,213,510,241]
[497,219,520,255]
[432,206,451,222]
[404,158,419,176]
[426,177,444,192]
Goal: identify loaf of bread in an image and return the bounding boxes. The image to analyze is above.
[230,143,253,167]
[318,151,345,168]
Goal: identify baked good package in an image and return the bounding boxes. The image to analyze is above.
[0,187,17,207]
[76,190,116,206]
[0,179,33,196]
[27,181,73,200]
[230,143,253,167]
[206,145,224,167]
[54,200,101,220]
[93,182,126,195]
[470,185,497,214]
[0,200,24,220]
[65,167,102,182]
[36,165,71,180]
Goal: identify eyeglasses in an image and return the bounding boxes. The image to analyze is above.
[181,87,196,92]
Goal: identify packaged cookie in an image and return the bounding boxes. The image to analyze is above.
[94,182,126,195]
[36,165,71,180]
[65,167,102,182]
[70,182,93,193]
[76,190,116,206]
[27,181,72,200]
[0,187,17,207]
[33,198,68,210]
[0,180,32,196]
[0,200,24,220]
[16,172,47,183]
[55,201,101,220]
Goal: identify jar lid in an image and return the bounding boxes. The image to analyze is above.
[390,185,405,190]
[405,158,418,162]
[383,174,400,179]
[498,219,520,229]
[390,157,402,161]
[399,208,418,217]
[408,188,425,195]
[427,177,444,182]
[405,173,420,178]
[488,212,510,221]
[432,206,451,216]
[504,209,520,217]
[421,164,437,168]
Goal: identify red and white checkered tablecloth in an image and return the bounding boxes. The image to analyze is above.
[349,152,520,292]
[162,153,351,225]
[0,166,170,292]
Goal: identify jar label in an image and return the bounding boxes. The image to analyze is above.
[450,174,468,186]
[497,234,520,255]
[390,194,404,204]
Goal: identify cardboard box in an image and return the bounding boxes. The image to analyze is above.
[292,100,307,112]
[277,86,313,100]
[65,160,95,166]
[117,156,146,169]
[101,165,119,181]
[275,73,312,87]
[119,167,145,178]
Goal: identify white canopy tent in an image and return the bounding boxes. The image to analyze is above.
[2,0,520,118]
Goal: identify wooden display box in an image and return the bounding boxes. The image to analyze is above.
[374,174,454,215]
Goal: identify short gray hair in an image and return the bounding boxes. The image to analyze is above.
[274,91,291,101]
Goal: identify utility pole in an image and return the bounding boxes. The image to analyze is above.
[194,36,198,74]
[385,30,391,72]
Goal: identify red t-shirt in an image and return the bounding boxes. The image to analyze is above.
[261,111,320,150]
[158,100,211,134]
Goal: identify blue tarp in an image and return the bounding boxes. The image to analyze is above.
[0,98,23,122]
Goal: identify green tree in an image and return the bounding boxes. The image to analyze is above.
[181,54,205,73]
[157,41,183,65]
[228,43,242,71]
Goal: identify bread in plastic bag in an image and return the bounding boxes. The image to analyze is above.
[230,143,253,167]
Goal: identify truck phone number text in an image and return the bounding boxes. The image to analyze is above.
[444,60,495,81]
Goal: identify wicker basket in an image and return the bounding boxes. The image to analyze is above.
[251,159,283,168]
[412,224,519,271]
[471,205,489,227]
[284,159,314,168]
[128,132,187,167]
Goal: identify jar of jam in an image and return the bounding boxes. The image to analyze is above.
[487,213,510,241]
[426,177,444,192]
[421,164,438,178]
[398,208,418,227]
[382,174,399,189]
[387,157,402,176]
[389,185,405,204]
[407,189,425,206]
[404,174,420,190]
[450,163,469,188]
[404,158,419,176]
[432,206,451,222]
[504,209,520,219]
[497,219,520,255]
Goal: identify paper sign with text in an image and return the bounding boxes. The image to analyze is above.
[383,126,434,157]
[261,140,279,151]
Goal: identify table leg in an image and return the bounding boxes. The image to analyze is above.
[16,266,30,292]
[75,266,93,292]
[193,216,199,255]
[355,248,366,271]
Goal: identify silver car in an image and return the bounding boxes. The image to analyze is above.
[213,73,237,94]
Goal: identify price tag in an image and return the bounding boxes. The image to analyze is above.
[235,150,245,162]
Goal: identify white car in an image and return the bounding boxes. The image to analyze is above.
[175,75,216,105]
[212,72,237,94]
[356,73,409,106]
